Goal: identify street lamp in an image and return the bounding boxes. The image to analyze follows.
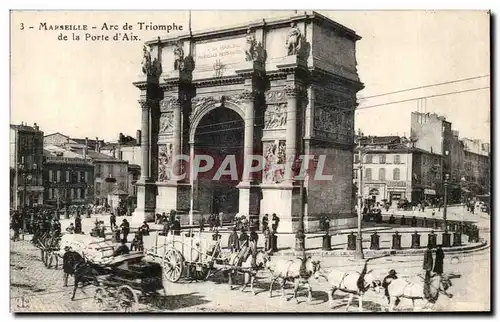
[442,173,451,247]
[354,142,364,259]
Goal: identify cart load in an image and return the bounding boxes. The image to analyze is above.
[58,233,116,264]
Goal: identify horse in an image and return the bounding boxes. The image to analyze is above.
[267,256,321,303]
[63,252,108,300]
[227,250,271,295]
[386,273,453,311]
[320,260,382,312]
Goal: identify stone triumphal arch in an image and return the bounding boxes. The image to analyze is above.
[132,12,364,233]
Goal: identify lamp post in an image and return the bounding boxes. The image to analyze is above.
[443,173,450,231]
[354,142,364,259]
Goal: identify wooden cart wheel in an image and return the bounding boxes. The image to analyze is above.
[162,248,184,283]
[189,265,210,281]
[94,287,111,311]
[116,285,139,312]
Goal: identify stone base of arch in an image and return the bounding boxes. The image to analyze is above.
[155,181,191,217]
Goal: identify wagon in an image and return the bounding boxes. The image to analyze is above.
[59,234,167,311]
[145,231,258,284]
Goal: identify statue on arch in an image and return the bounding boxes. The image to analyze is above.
[173,42,185,71]
[285,22,302,56]
[141,45,152,74]
[245,28,257,61]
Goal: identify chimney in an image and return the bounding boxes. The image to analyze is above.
[84,137,88,159]
[136,130,141,145]
[95,137,99,152]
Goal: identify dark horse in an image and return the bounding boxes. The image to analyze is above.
[63,251,109,300]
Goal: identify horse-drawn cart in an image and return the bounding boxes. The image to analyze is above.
[58,234,166,312]
[144,232,270,294]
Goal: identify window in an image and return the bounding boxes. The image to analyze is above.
[379,155,386,164]
[365,155,373,164]
[394,155,401,164]
[353,169,358,179]
[108,164,113,175]
[76,188,80,199]
[379,168,386,181]
[96,182,101,195]
[57,170,61,182]
[70,188,75,199]
[66,170,70,182]
[365,168,372,181]
[84,171,88,183]
[83,188,87,199]
[48,188,53,199]
[95,165,101,178]
[354,154,360,164]
[393,168,401,180]
[48,170,53,182]
[77,171,80,183]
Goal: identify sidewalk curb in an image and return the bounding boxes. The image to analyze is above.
[272,241,488,258]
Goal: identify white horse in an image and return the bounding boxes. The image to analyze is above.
[386,273,453,311]
[267,256,321,303]
[226,250,271,295]
[322,262,382,312]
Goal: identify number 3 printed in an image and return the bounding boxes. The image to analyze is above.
[20,23,24,30]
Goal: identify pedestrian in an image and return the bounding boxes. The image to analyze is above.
[239,228,249,245]
[433,246,445,276]
[140,221,150,236]
[271,213,280,233]
[264,227,272,252]
[155,213,161,224]
[66,223,75,234]
[120,218,130,243]
[217,212,223,228]
[228,226,240,252]
[199,214,205,232]
[74,214,82,234]
[423,244,434,279]
[113,240,130,257]
[162,217,170,236]
[382,269,398,304]
[172,216,181,236]
[249,227,259,267]
[110,212,117,230]
[262,214,269,232]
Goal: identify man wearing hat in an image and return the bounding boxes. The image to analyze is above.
[172,216,181,236]
[120,218,130,242]
[62,246,83,287]
[382,269,398,304]
[228,226,240,253]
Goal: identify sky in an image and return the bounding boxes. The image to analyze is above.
[10,10,490,143]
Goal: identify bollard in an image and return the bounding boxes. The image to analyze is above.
[347,232,357,250]
[453,231,462,246]
[113,229,120,243]
[271,234,278,252]
[400,215,406,225]
[427,231,437,248]
[389,215,395,225]
[442,232,451,247]
[370,232,380,250]
[322,234,331,250]
[392,231,402,250]
[411,231,421,249]
[411,216,417,227]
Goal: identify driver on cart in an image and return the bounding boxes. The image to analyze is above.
[112,240,130,257]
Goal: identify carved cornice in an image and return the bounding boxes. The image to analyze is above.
[265,90,288,104]
[192,75,245,89]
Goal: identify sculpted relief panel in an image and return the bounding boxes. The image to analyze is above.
[262,140,286,184]
[158,143,173,182]
[314,106,353,144]
[264,104,287,130]
[159,113,174,134]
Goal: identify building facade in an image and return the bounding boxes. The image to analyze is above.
[43,145,94,208]
[132,12,364,232]
[354,136,444,205]
[462,138,490,196]
[10,123,45,209]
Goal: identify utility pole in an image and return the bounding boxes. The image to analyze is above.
[354,140,364,259]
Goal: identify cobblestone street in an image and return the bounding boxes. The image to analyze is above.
[11,213,490,313]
